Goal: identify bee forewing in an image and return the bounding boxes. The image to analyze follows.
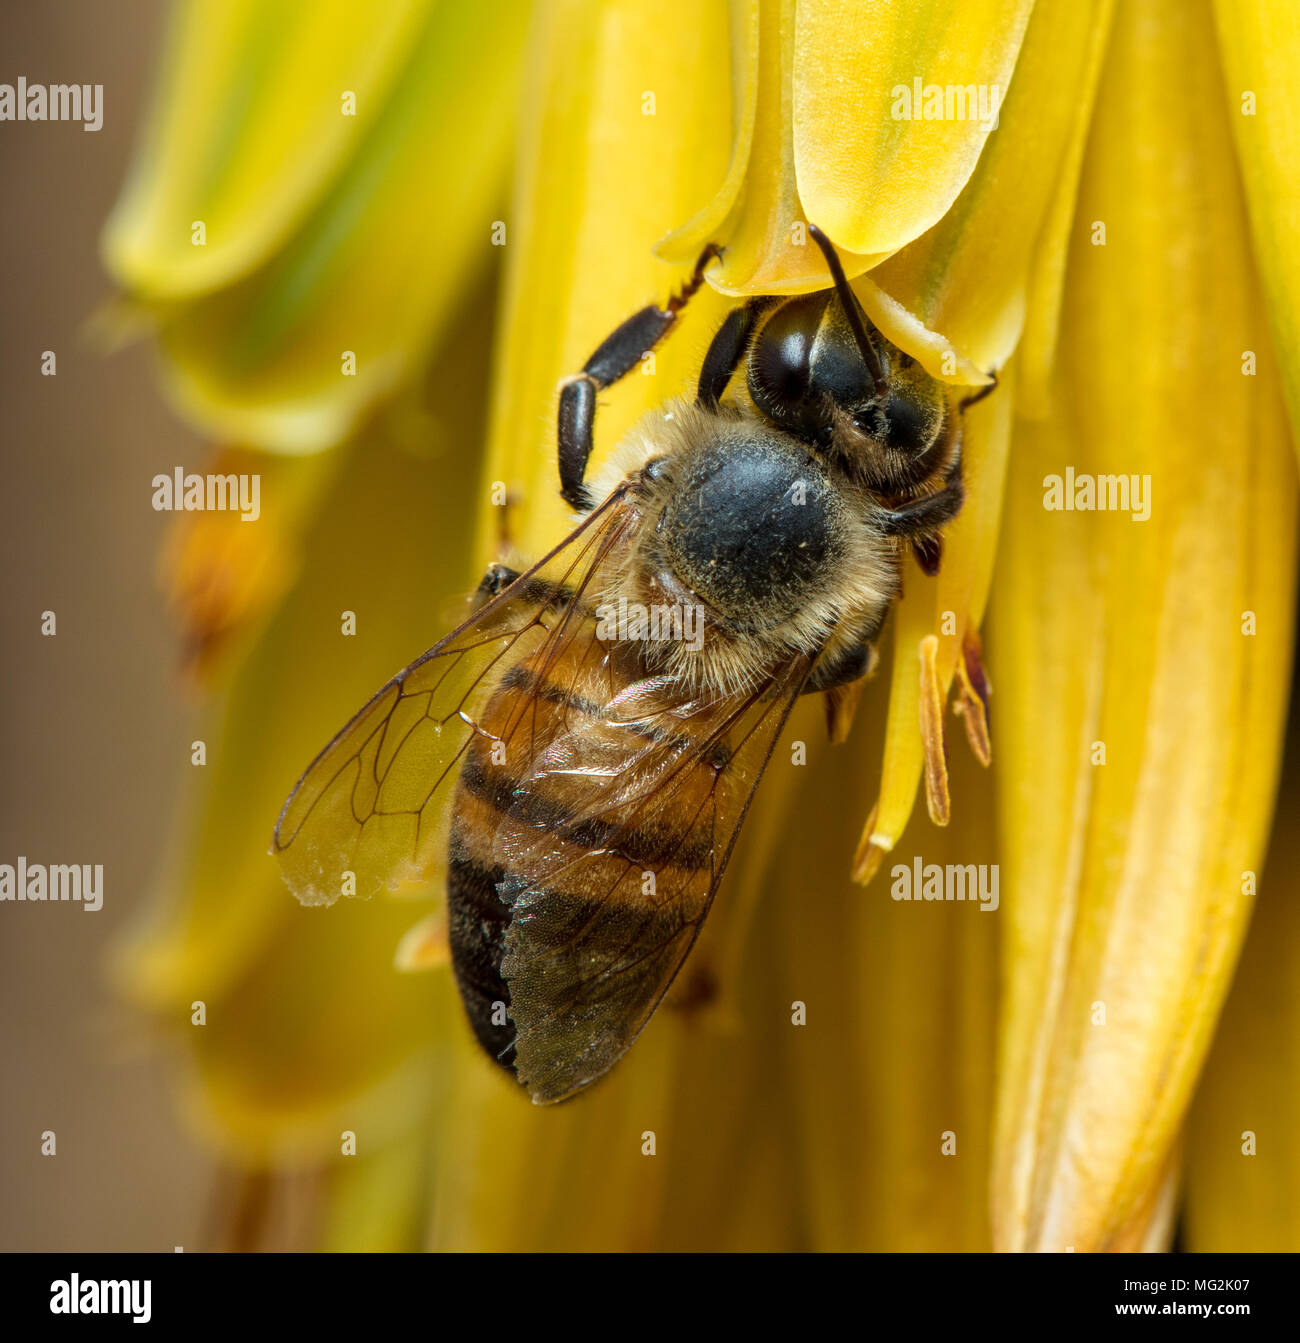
[271,487,640,910]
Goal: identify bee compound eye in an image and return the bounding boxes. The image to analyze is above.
[881,390,933,452]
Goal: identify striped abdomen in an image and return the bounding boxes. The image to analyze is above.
[446,635,726,1082]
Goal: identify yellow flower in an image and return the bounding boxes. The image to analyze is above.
[107,0,1300,1250]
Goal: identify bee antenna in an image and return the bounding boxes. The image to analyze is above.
[807,223,889,398]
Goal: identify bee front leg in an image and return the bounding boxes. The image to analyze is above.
[558,243,722,512]
[696,295,777,409]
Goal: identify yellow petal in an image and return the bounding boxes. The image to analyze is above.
[1213,0,1300,462]
[853,274,992,387]
[482,0,736,563]
[873,0,1115,374]
[652,0,760,264]
[778,699,999,1249]
[132,2,526,453]
[1102,1146,1181,1251]
[1184,757,1300,1250]
[1018,1,1117,415]
[661,0,889,293]
[103,0,434,298]
[849,0,1114,865]
[988,0,1298,1251]
[113,288,494,1154]
[794,0,1034,259]
[662,0,1034,295]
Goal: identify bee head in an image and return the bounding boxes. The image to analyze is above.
[746,292,947,480]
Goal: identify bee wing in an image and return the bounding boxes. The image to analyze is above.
[493,653,812,1104]
[272,485,639,907]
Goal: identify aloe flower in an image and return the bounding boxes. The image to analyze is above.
[106,0,1300,1251]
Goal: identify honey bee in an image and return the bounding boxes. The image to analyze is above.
[273,225,990,1104]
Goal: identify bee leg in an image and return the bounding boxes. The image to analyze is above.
[470,563,584,620]
[696,296,778,408]
[469,562,522,612]
[876,478,964,538]
[825,677,868,745]
[807,643,875,745]
[912,535,944,576]
[558,243,723,512]
[874,447,965,540]
[805,641,873,694]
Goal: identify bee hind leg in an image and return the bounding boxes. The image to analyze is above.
[469,563,584,622]
[558,243,723,512]
[805,641,873,694]
[806,643,876,745]
[469,563,522,612]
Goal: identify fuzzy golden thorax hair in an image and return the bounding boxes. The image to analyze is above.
[584,399,905,699]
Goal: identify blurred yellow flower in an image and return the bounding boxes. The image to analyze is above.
[106,0,1300,1251]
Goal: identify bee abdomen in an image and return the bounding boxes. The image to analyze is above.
[459,746,712,873]
[446,653,716,1081]
[446,832,516,1071]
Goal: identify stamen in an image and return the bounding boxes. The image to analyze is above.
[851,803,886,883]
[918,634,951,825]
[953,630,993,766]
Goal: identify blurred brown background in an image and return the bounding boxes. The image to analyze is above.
[0,1,209,1249]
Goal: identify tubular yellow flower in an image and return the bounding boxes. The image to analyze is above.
[480,0,735,556]
[103,0,437,297]
[1212,0,1300,455]
[106,0,1300,1254]
[113,342,489,1165]
[855,0,1112,877]
[1183,735,1300,1251]
[105,0,525,454]
[433,0,784,1251]
[988,0,1297,1250]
